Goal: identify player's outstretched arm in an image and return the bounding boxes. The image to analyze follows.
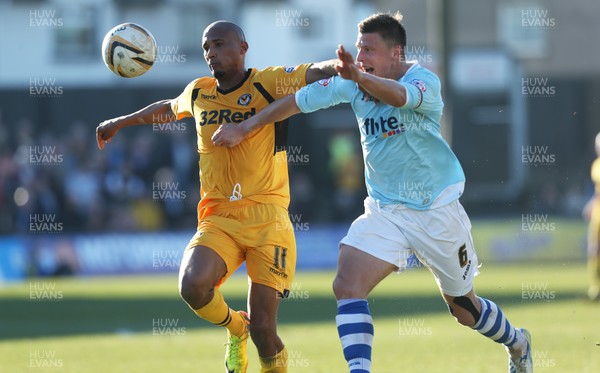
[212,95,300,148]
[306,59,338,83]
[336,44,408,107]
[96,99,175,150]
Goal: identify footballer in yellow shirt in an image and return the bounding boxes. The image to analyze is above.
[96,20,336,373]
[171,64,310,215]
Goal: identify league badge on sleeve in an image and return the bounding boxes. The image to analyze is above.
[317,78,332,87]
[411,79,427,92]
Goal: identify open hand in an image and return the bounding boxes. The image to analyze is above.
[335,45,363,83]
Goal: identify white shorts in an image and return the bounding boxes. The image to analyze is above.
[340,196,479,296]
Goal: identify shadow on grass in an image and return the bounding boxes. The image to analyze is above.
[0,291,585,340]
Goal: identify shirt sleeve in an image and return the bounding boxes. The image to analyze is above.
[257,64,311,100]
[170,79,201,120]
[294,76,356,113]
[400,72,443,114]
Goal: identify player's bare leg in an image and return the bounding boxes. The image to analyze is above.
[248,282,287,372]
[333,245,397,300]
[179,246,227,309]
[179,246,249,373]
[332,244,396,373]
[443,290,533,373]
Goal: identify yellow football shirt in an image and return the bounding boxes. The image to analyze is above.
[171,64,310,220]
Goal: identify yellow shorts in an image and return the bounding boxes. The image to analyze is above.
[186,202,296,296]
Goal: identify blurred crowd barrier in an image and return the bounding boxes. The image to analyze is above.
[0,220,587,282]
[0,226,348,281]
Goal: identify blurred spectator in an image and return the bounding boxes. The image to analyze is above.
[3,114,588,236]
[1,116,200,233]
[328,131,363,221]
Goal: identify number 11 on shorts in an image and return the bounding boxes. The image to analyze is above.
[274,246,287,270]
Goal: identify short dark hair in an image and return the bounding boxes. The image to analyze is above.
[358,12,406,48]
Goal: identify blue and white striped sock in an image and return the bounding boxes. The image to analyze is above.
[336,299,373,373]
[473,297,525,351]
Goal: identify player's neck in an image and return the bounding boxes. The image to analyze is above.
[390,61,413,81]
[216,68,248,91]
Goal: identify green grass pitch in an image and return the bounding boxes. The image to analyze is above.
[1,262,598,372]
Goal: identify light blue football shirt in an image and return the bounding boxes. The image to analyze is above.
[294,63,465,210]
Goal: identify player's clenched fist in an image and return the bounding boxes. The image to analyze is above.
[96,119,121,150]
[212,123,249,148]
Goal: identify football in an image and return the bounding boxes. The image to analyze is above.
[101,23,157,78]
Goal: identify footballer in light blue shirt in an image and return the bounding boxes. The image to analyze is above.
[212,12,532,373]
[294,61,465,210]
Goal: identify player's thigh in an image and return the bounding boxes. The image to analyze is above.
[335,198,405,298]
[244,205,297,297]
[340,197,411,270]
[404,200,479,297]
[335,244,397,298]
[179,218,245,289]
[179,245,229,291]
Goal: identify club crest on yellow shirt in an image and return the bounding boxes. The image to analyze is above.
[238,93,252,106]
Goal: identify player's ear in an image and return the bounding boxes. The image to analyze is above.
[240,41,249,54]
[392,45,402,60]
